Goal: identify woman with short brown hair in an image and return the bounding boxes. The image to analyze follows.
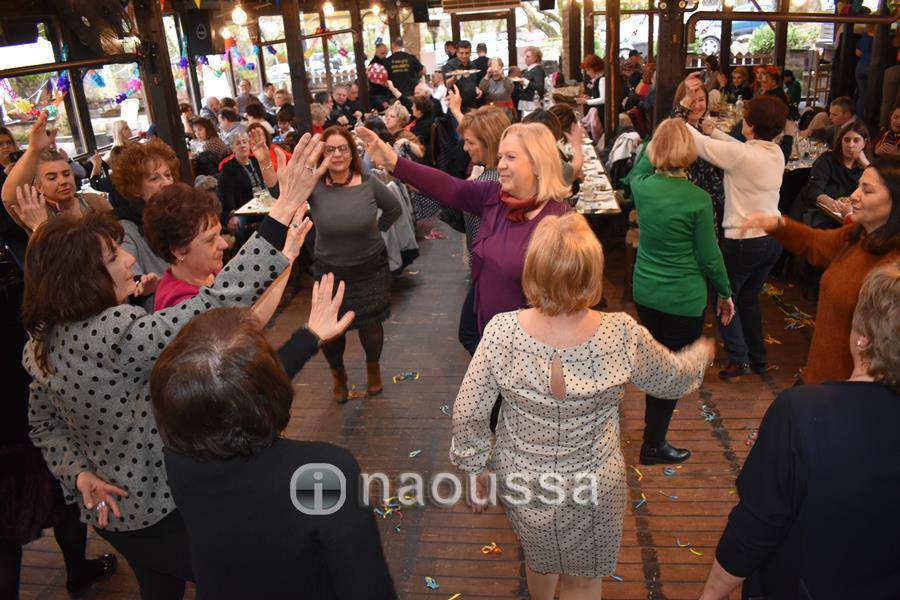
[452,212,716,600]
[20,134,327,598]
[308,126,403,402]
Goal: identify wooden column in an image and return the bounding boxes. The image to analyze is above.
[567,0,582,80]
[719,8,732,71]
[583,0,594,58]
[648,11,656,64]
[283,0,313,132]
[654,0,687,128]
[349,0,370,110]
[319,12,334,93]
[251,20,269,90]
[831,23,855,100]
[506,9,517,67]
[865,1,891,128]
[604,0,620,141]
[450,13,461,43]
[773,0,788,68]
[388,7,401,43]
[132,0,191,182]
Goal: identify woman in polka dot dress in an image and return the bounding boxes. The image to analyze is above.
[19,135,327,598]
[450,214,716,600]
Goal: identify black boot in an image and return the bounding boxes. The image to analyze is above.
[65,553,117,598]
[639,441,691,465]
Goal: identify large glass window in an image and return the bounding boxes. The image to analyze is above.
[81,63,150,149]
[262,42,291,94]
[424,8,454,72]
[229,26,261,93]
[515,4,562,66]
[195,53,234,102]
[162,15,191,106]
[0,72,85,156]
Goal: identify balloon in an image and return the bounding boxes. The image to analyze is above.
[267,45,277,54]
[56,74,70,94]
[178,56,190,68]
[367,62,388,86]
[198,55,210,65]
[246,62,256,70]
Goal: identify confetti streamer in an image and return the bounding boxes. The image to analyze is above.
[610,575,624,582]
[481,542,502,554]
[408,449,421,458]
[633,492,647,510]
[658,491,678,500]
[425,576,440,589]
[628,465,643,481]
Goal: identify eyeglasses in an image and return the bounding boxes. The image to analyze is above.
[324,144,350,155]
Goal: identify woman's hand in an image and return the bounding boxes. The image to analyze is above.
[356,126,399,172]
[740,212,782,235]
[716,297,735,326]
[700,118,717,136]
[90,150,103,175]
[466,471,493,514]
[28,111,58,155]
[681,72,704,109]
[249,127,271,166]
[134,273,160,297]
[447,86,462,114]
[269,132,328,226]
[563,122,585,146]
[12,184,49,232]
[281,204,313,262]
[307,273,355,343]
[76,471,128,528]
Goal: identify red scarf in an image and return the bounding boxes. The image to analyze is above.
[499,191,541,222]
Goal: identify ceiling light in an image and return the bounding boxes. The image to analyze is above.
[372,3,381,15]
[232,4,248,25]
[323,1,335,15]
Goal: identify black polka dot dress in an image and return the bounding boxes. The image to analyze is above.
[25,233,289,532]
[450,311,712,577]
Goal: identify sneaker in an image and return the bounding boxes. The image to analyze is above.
[718,362,751,379]
[751,362,779,375]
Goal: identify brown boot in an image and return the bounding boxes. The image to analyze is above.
[331,367,349,404]
[366,362,383,396]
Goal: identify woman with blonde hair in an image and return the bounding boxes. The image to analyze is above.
[451,212,716,600]
[701,262,900,599]
[629,117,734,465]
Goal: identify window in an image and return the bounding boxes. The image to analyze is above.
[0,71,85,156]
[81,63,150,149]
[262,42,291,94]
[229,26,261,94]
[163,16,191,106]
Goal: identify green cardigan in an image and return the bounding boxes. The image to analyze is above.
[628,152,732,317]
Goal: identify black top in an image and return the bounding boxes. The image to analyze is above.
[326,100,358,128]
[164,327,397,600]
[716,381,900,599]
[387,51,423,97]
[519,64,545,103]
[799,152,863,212]
[764,86,790,109]
[217,156,276,224]
[722,82,753,104]
[471,55,489,81]
[368,56,391,100]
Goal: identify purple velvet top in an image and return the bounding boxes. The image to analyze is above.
[392,157,570,332]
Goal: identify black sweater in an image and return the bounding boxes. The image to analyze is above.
[799,152,863,211]
[716,381,900,599]
[164,328,397,600]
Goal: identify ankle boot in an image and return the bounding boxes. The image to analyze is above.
[331,367,349,404]
[366,362,383,396]
[639,441,691,465]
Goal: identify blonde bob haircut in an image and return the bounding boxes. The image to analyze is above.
[523,213,604,316]
[647,118,698,170]
[500,123,571,203]
[458,106,511,170]
[851,261,900,393]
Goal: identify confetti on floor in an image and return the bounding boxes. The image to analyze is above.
[480,541,502,554]
[633,492,647,510]
[409,449,422,458]
[629,465,644,481]
[658,491,678,500]
[425,576,440,589]
[440,404,450,416]
[764,335,782,345]
[610,575,624,582]
[663,466,677,477]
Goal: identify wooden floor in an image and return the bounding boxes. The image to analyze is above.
[19,220,815,599]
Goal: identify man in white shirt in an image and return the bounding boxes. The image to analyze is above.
[681,73,787,378]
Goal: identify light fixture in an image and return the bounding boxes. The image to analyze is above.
[221,27,234,39]
[232,3,248,25]
[323,1,335,15]
[371,3,380,15]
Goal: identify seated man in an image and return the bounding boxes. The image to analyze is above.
[800,96,856,148]
[218,108,245,137]
[325,83,362,128]
[1,111,111,236]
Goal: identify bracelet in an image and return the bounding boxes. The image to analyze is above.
[260,162,274,171]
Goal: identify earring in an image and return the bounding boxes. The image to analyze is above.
[178,256,185,263]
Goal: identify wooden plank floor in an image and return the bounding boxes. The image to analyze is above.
[19,221,814,599]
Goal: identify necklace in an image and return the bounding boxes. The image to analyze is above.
[327,171,354,187]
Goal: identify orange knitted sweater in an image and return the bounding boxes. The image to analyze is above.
[772,218,900,384]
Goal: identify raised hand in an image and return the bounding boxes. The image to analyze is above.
[356,126,399,172]
[12,184,49,232]
[564,122,585,146]
[249,126,271,166]
[307,273,354,343]
[281,204,313,262]
[447,86,462,114]
[269,132,328,226]
[76,471,129,528]
[134,273,160,297]
[28,111,58,154]
[739,213,782,235]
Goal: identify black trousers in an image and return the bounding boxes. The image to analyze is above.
[635,303,705,445]
[95,511,193,600]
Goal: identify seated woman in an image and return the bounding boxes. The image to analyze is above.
[381,103,425,160]
[246,122,292,171]
[794,121,870,226]
[451,213,716,600]
[408,96,436,165]
[700,263,900,600]
[109,138,179,280]
[20,134,324,596]
[218,129,280,237]
[151,291,396,600]
[874,105,900,157]
[190,116,229,161]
